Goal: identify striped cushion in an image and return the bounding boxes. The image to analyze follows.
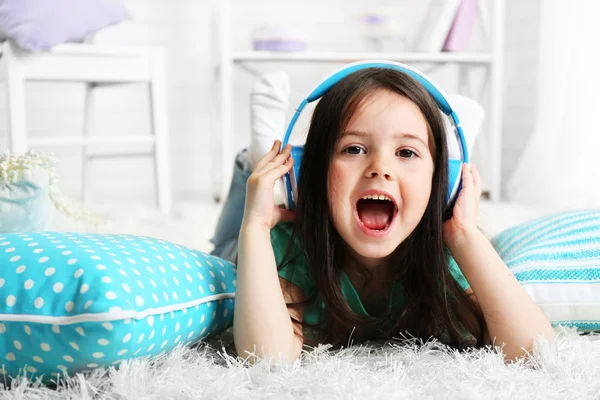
[492,210,600,331]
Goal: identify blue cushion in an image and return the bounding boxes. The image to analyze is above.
[492,210,600,332]
[0,232,236,381]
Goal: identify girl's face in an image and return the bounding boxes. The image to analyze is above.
[328,89,435,268]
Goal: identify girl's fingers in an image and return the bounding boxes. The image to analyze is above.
[255,142,292,174]
[261,157,295,183]
[461,163,473,190]
[253,140,282,172]
[267,144,293,168]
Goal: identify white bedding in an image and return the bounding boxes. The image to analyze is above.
[477,200,566,237]
[82,199,225,253]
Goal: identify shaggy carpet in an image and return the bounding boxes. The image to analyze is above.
[1,327,599,399]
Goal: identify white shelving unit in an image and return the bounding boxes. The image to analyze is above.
[232,51,493,63]
[212,0,505,203]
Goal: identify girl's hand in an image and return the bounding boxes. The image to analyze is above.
[443,163,482,247]
[242,140,296,231]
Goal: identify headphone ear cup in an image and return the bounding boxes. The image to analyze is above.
[447,159,463,207]
[282,174,293,210]
[282,145,305,210]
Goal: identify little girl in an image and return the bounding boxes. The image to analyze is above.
[211,67,554,363]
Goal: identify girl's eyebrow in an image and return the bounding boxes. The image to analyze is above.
[342,130,428,147]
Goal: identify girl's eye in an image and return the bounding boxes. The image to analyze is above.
[397,149,417,158]
[343,146,366,155]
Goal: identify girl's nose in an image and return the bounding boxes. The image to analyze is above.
[365,153,394,181]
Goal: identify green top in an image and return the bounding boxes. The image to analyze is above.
[271,222,471,340]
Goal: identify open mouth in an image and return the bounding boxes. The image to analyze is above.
[355,193,398,233]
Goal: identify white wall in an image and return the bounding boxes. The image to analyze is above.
[0,0,540,207]
[502,0,540,195]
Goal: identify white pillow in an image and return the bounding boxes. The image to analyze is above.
[445,93,485,160]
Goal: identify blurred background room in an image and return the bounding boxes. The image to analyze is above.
[1,0,598,251]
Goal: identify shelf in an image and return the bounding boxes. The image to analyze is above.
[28,136,155,147]
[232,51,493,64]
[214,0,505,202]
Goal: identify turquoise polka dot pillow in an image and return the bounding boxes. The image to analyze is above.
[0,232,236,381]
[493,210,600,332]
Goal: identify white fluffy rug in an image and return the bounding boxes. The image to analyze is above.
[2,327,600,399]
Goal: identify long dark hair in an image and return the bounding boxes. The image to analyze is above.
[281,68,485,348]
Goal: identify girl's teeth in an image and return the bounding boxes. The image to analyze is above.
[361,194,391,201]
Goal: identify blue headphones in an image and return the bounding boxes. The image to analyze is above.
[281,60,469,211]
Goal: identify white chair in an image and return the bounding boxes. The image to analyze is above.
[0,40,172,215]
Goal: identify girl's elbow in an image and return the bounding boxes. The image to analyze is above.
[500,330,556,362]
[233,340,302,365]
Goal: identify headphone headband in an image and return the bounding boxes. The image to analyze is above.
[281,60,469,210]
[306,61,453,113]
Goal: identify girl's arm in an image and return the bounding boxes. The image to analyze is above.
[444,164,555,360]
[447,229,555,360]
[234,223,304,363]
[233,140,304,363]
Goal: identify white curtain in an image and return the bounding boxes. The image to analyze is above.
[505,0,600,209]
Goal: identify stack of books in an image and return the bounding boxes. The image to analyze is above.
[413,0,480,53]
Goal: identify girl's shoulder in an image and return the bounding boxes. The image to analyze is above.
[445,249,471,291]
[271,222,316,298]
[270,222,298,256]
